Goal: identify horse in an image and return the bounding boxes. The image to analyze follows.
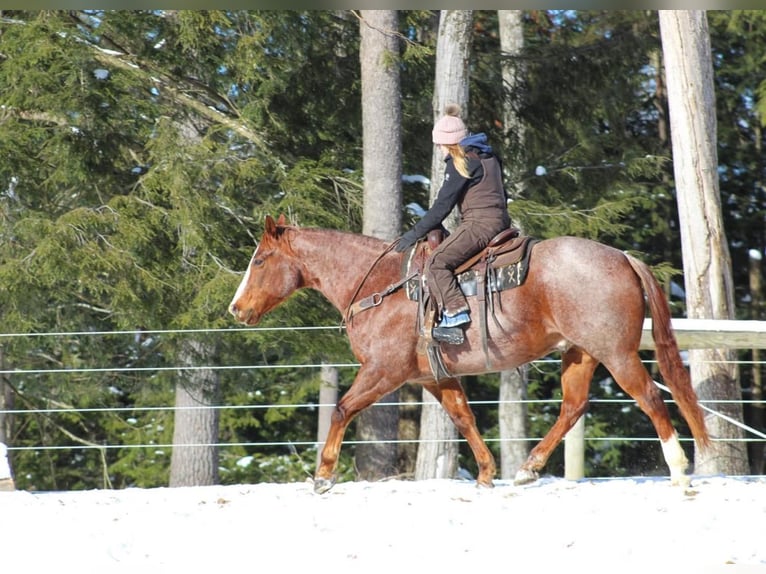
[229,214,710,494]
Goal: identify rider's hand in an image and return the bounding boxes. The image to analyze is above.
[394,230,419,253]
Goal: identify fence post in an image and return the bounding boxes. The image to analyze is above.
[564,416,585,480]
[316,364,339,469]
[0,442,14,491]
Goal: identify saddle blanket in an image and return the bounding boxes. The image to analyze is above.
[404,236,538,302]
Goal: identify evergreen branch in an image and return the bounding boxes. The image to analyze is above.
[91,49,265,147]
[68,10,241,119]
[0,381,113,487]
[217,203,257,243]
[71,301,112,315]
[67,10,131,56]
[40,408,114,489]
[209,253,239,274]
[350,10,420,50]
[0,106,70,127]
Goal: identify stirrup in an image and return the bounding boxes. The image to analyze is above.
[432,326,465,345]
[437,310,471,328]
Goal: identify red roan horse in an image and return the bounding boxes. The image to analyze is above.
[229,215,710,494]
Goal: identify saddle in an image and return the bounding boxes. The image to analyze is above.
[403,226,535,305]
[402,227,538,379]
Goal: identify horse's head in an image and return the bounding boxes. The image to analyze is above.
[228,214,302,326]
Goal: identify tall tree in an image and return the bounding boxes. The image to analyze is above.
[355,10,403,481]
[658,10,748,474]
[415,9,473,482]
[169,339,220,486]
[497,9,529,479]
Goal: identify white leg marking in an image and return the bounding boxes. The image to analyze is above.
[661,433,690,487]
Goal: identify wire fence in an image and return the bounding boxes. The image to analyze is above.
[1,325,765,454]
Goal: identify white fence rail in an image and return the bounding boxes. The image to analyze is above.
[640,318,766,349]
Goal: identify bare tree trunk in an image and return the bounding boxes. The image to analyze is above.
[169,339,220,486]
[650,46,679,316]
[428,10,473,214]
[416,10,473,482]
[499,367,529,478]
[498,9,526,197]
[497,9,529,479]
[658,10,748,475]
[355,9,402,481]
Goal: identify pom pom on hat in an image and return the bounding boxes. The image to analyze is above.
[432,104,467,145]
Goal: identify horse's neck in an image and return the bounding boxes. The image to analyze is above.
[293,229,384,312]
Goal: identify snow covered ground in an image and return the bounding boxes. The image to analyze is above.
[2,475,765,573]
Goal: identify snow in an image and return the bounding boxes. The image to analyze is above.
[2,475,765,573]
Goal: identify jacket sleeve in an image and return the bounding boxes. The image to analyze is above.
[409,160,471,239]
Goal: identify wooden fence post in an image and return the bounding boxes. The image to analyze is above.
[0,442,14,491]
[316,364,339,469]
[564,416,585,480]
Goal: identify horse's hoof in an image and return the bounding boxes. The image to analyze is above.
[476,479,495,490]
[513,468,539,486]
[313,476,336,494]
[670,473,691,489]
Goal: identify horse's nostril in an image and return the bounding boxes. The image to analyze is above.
[229,303,238,316]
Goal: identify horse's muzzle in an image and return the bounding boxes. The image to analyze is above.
[229,303,259,326]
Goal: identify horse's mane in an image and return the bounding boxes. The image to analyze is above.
[284,225,390,255]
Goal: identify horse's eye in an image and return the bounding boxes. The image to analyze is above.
[252,258,264,267]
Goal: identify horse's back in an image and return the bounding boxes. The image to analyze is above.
[532,235,631,268]
[520,236,646,353]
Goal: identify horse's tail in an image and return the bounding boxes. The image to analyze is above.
[625,254,711,450]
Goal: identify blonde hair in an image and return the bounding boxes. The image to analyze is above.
[444,143,469,178]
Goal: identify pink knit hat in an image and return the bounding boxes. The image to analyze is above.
[432,104,467,145]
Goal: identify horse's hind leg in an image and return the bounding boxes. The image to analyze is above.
[515,347,597,485]
[423,377,497,488]
[604,354,690,486]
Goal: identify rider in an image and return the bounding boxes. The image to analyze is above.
[395,104,510,336]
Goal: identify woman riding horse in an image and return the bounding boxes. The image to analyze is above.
[396,104,510,342]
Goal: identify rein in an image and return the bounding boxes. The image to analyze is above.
[343,238,415,325]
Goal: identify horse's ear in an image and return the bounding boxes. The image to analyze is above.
[264,215,277,237]
[265,214,289,238]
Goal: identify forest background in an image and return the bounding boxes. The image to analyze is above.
[0,10,763,491]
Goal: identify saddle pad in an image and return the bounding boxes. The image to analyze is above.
[405,236,538,302]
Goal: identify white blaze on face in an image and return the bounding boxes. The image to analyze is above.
[229,246,258,313]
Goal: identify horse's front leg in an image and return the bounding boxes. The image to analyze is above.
[314,404,351,495]
[422,378,497,488]
[314,366,402,494]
